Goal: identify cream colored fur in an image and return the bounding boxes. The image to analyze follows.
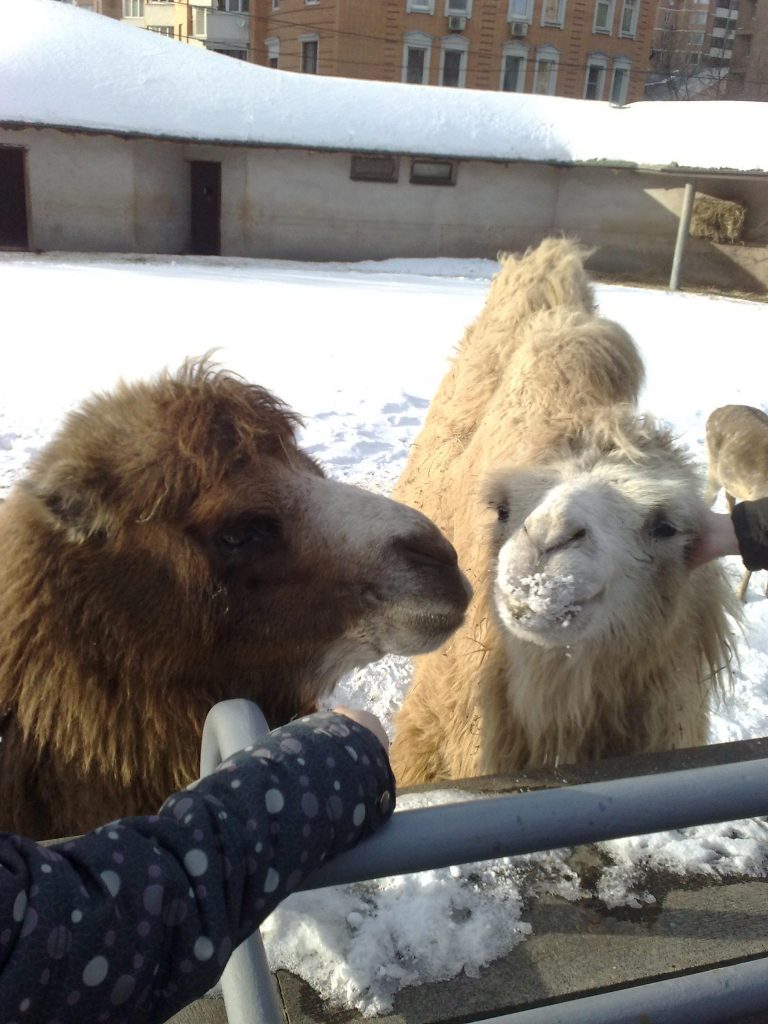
[391,239,735,785]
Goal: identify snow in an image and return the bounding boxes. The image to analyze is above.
[3,0,768,173]
[3,0,768,1011]
[2,249,768,1014]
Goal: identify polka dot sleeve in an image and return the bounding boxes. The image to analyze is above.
[0,711,395,1023]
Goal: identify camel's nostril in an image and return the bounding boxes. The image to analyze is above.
[539,525,589,556]
[393,531,459,570]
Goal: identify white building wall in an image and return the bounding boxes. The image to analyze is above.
[2,126,765,292]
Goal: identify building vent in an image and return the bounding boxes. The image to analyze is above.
[447,15,466,30]
[510,21,528,36]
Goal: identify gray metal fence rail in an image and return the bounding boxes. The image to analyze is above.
[201,699,768,1024]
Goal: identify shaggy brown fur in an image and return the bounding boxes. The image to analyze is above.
[706,403,768,600]
[391,239,735,785]
[0,359,470,838]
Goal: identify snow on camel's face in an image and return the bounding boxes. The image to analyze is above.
[488,448,703,650]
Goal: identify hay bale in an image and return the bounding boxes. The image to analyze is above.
[691,194,746,244]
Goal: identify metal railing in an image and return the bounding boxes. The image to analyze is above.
[200,699,768,1024]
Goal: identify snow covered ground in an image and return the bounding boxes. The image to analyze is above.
[2,251,768,1014]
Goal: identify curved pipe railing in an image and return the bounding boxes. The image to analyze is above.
[200,700,768,1024]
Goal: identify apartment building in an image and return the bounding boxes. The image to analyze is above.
[649,0,740,96]
[118,0,250,58]
[250,0,655,103]
[728,0,768,98]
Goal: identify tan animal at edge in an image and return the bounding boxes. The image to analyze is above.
[0,359,470,838]
[706,403,768,600]
[390,239,735,785]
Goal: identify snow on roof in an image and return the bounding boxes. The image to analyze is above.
[4,0,767,174]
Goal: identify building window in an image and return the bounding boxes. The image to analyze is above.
[407,0,434,11]
[610,59,630,104]
[584,55,608,98]
[619,0,638,37]
[541,0,565,27]
[272,0,279,8]
[301,37,318,73]
[192,5,207,35]
[123,0,143,15]
[533,46,559,92]
[500,44,527,90]
[350,155,400,183]
[440,39,468,86]
[305,0,319,5]
[266,36,279,68]
[147,24,174,35]
[508,0,533,20]
[402,31,432,83]
[410,159,456,185]
[593,0,614,33]
[445,0,471,13]
[217,0,249,9]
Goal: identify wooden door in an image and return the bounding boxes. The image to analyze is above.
[190,161,221,256]
[0,147,29,249]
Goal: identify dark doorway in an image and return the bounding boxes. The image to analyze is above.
[0,147,29,249]
[190,161,221,256]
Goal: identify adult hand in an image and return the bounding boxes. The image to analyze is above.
[332,706,390,752]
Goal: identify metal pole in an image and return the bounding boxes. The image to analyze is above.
[200,700,284,1024]
[669,181,695,291]
[471,955,768,1024]
[302,755,768,890]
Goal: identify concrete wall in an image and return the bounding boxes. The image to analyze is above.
[1,125,766,293]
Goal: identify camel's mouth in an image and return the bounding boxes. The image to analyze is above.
[495,574,604,645]
[383,604,468,655]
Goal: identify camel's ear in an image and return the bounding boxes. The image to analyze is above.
[21,466,111,541]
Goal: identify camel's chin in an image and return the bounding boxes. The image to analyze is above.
[391,607,468,654]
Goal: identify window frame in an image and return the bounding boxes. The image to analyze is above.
[444,0,472,15]
[122,0,144,16]
[300,34,319,73]
[507,0,533,22]
[584,53,609,99]
[410,159,457,186]
[533,45,560,93]
[406,0,434,11]
[402,31,433,83]
[593,0,615,34]
[266,35,279,68]
[439,35,469,87]
[191,5,207,36]
[618,0,638,38]
[609,58,631,104]
[540,0,566,28]
[500,42,528,91]
[350,154,400,184]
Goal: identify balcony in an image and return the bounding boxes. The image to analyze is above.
[190,0,249,47]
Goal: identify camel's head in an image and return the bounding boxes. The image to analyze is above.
[485,416,707,650]
[16,359,471,723]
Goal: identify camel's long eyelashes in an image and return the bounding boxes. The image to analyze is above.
[647,512,678,540]
[217,517,283,551]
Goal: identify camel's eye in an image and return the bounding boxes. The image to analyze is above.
[496,504,510,523]
[649,516,677,540]
[218,518,282,551]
